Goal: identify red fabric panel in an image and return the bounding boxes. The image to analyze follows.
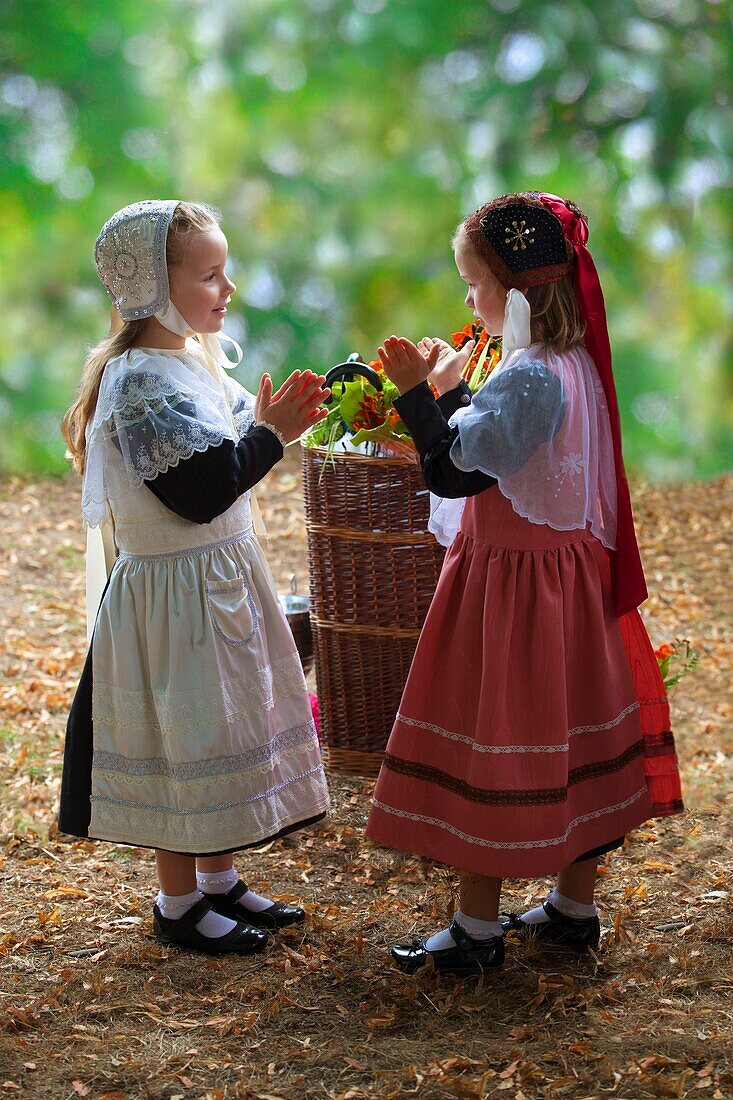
[619,610,684,816]
[539,194,648,616]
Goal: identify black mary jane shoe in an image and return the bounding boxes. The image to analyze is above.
[153,898,270,956]
[390,920,505,976]
[501,900,600,951]
[202,881,306,931]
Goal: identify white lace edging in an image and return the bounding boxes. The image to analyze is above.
[494,480,616,552]
[91,764,327,816]
[94,743,319,791]
[396,700,640,753]
[92,721,318,780]
[88,783,331,851]
[255,420,286,449]
[81,359,255,526]
[566,701,640,735]
[96,370,192,427]
[126,421,229,484]
[80,418,231,520]
[233,406,255,438]
[397,712,565,753]
[371,786,649,850]
[81,489,112,530]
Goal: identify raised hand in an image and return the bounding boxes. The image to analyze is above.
[417,336,475,396]
[377,336,441,395]
[255,369,330,445]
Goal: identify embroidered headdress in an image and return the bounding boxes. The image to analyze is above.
[475,195,575,290]
[95,200,180,321]
[93,199,242,376]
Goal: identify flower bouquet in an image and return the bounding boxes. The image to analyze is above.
[302,325,502,458]
[655,639,699,690]
[302,356,413,458]
[452,321,502,391]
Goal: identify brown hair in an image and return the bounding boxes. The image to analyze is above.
[454,192,586,353]
[523,277,585,353]
[61,201,219,474]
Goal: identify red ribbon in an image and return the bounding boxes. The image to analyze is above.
[539,193,647,616]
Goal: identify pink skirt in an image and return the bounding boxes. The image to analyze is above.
[366,488,682,879]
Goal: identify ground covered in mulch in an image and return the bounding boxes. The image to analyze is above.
[1,455,731,1100]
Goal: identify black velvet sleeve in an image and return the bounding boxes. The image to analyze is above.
[394,381,499,499]
[436,379,472,420]
[143,425,284,524]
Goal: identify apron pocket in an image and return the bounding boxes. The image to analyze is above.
[205,573,258,647]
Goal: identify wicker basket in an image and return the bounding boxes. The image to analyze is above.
[302,444,445,776]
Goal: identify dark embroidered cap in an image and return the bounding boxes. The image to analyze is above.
[475,196,574,291]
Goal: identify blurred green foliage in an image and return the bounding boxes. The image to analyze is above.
[1,0,731,479]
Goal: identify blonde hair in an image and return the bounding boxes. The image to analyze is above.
[454,196,586,354]
[61,201,220,474]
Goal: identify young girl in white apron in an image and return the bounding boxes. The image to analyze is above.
[60,200,331,955]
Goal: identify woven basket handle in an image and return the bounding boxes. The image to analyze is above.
[325,354,383,397]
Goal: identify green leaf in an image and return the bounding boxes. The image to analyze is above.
[302,404,345,447]
[380,377,401,407]
[350,420,410,446]
[338,379,381,430]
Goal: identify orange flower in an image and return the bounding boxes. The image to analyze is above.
[451,323,476,346]
[655,644,675,660]
[352,392,385,431]
[452,321,490,351]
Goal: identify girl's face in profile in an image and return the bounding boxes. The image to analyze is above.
[169,226,237,333]
[454,235,507,335]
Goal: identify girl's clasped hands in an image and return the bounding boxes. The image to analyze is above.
[254,369,330,444]
[377,334,476,397]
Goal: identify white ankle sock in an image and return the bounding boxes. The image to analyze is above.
[196,868,239,894]
[425,910,503,951]
[519,887,598,924]
[196,869,273,914]
[238,889,274,913]
[424,926,458,951]
[455,909,504,940]
[550,889,598,919]
[518,901,552,924]
[155,888,238,938]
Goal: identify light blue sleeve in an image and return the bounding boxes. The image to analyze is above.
[450,359,566,479]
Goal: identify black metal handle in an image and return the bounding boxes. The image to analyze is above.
[325,352,383,398]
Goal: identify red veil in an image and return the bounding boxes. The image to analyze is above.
[539,194,681,816]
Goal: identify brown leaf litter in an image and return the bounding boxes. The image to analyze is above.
[0,455,731,1098]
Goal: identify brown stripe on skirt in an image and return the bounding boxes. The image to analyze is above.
[382,740,645,807]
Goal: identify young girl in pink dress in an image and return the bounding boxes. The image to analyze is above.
[366,192,683,975]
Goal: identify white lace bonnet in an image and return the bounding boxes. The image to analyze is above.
[94,199,241,370]
[95,200,180,321]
